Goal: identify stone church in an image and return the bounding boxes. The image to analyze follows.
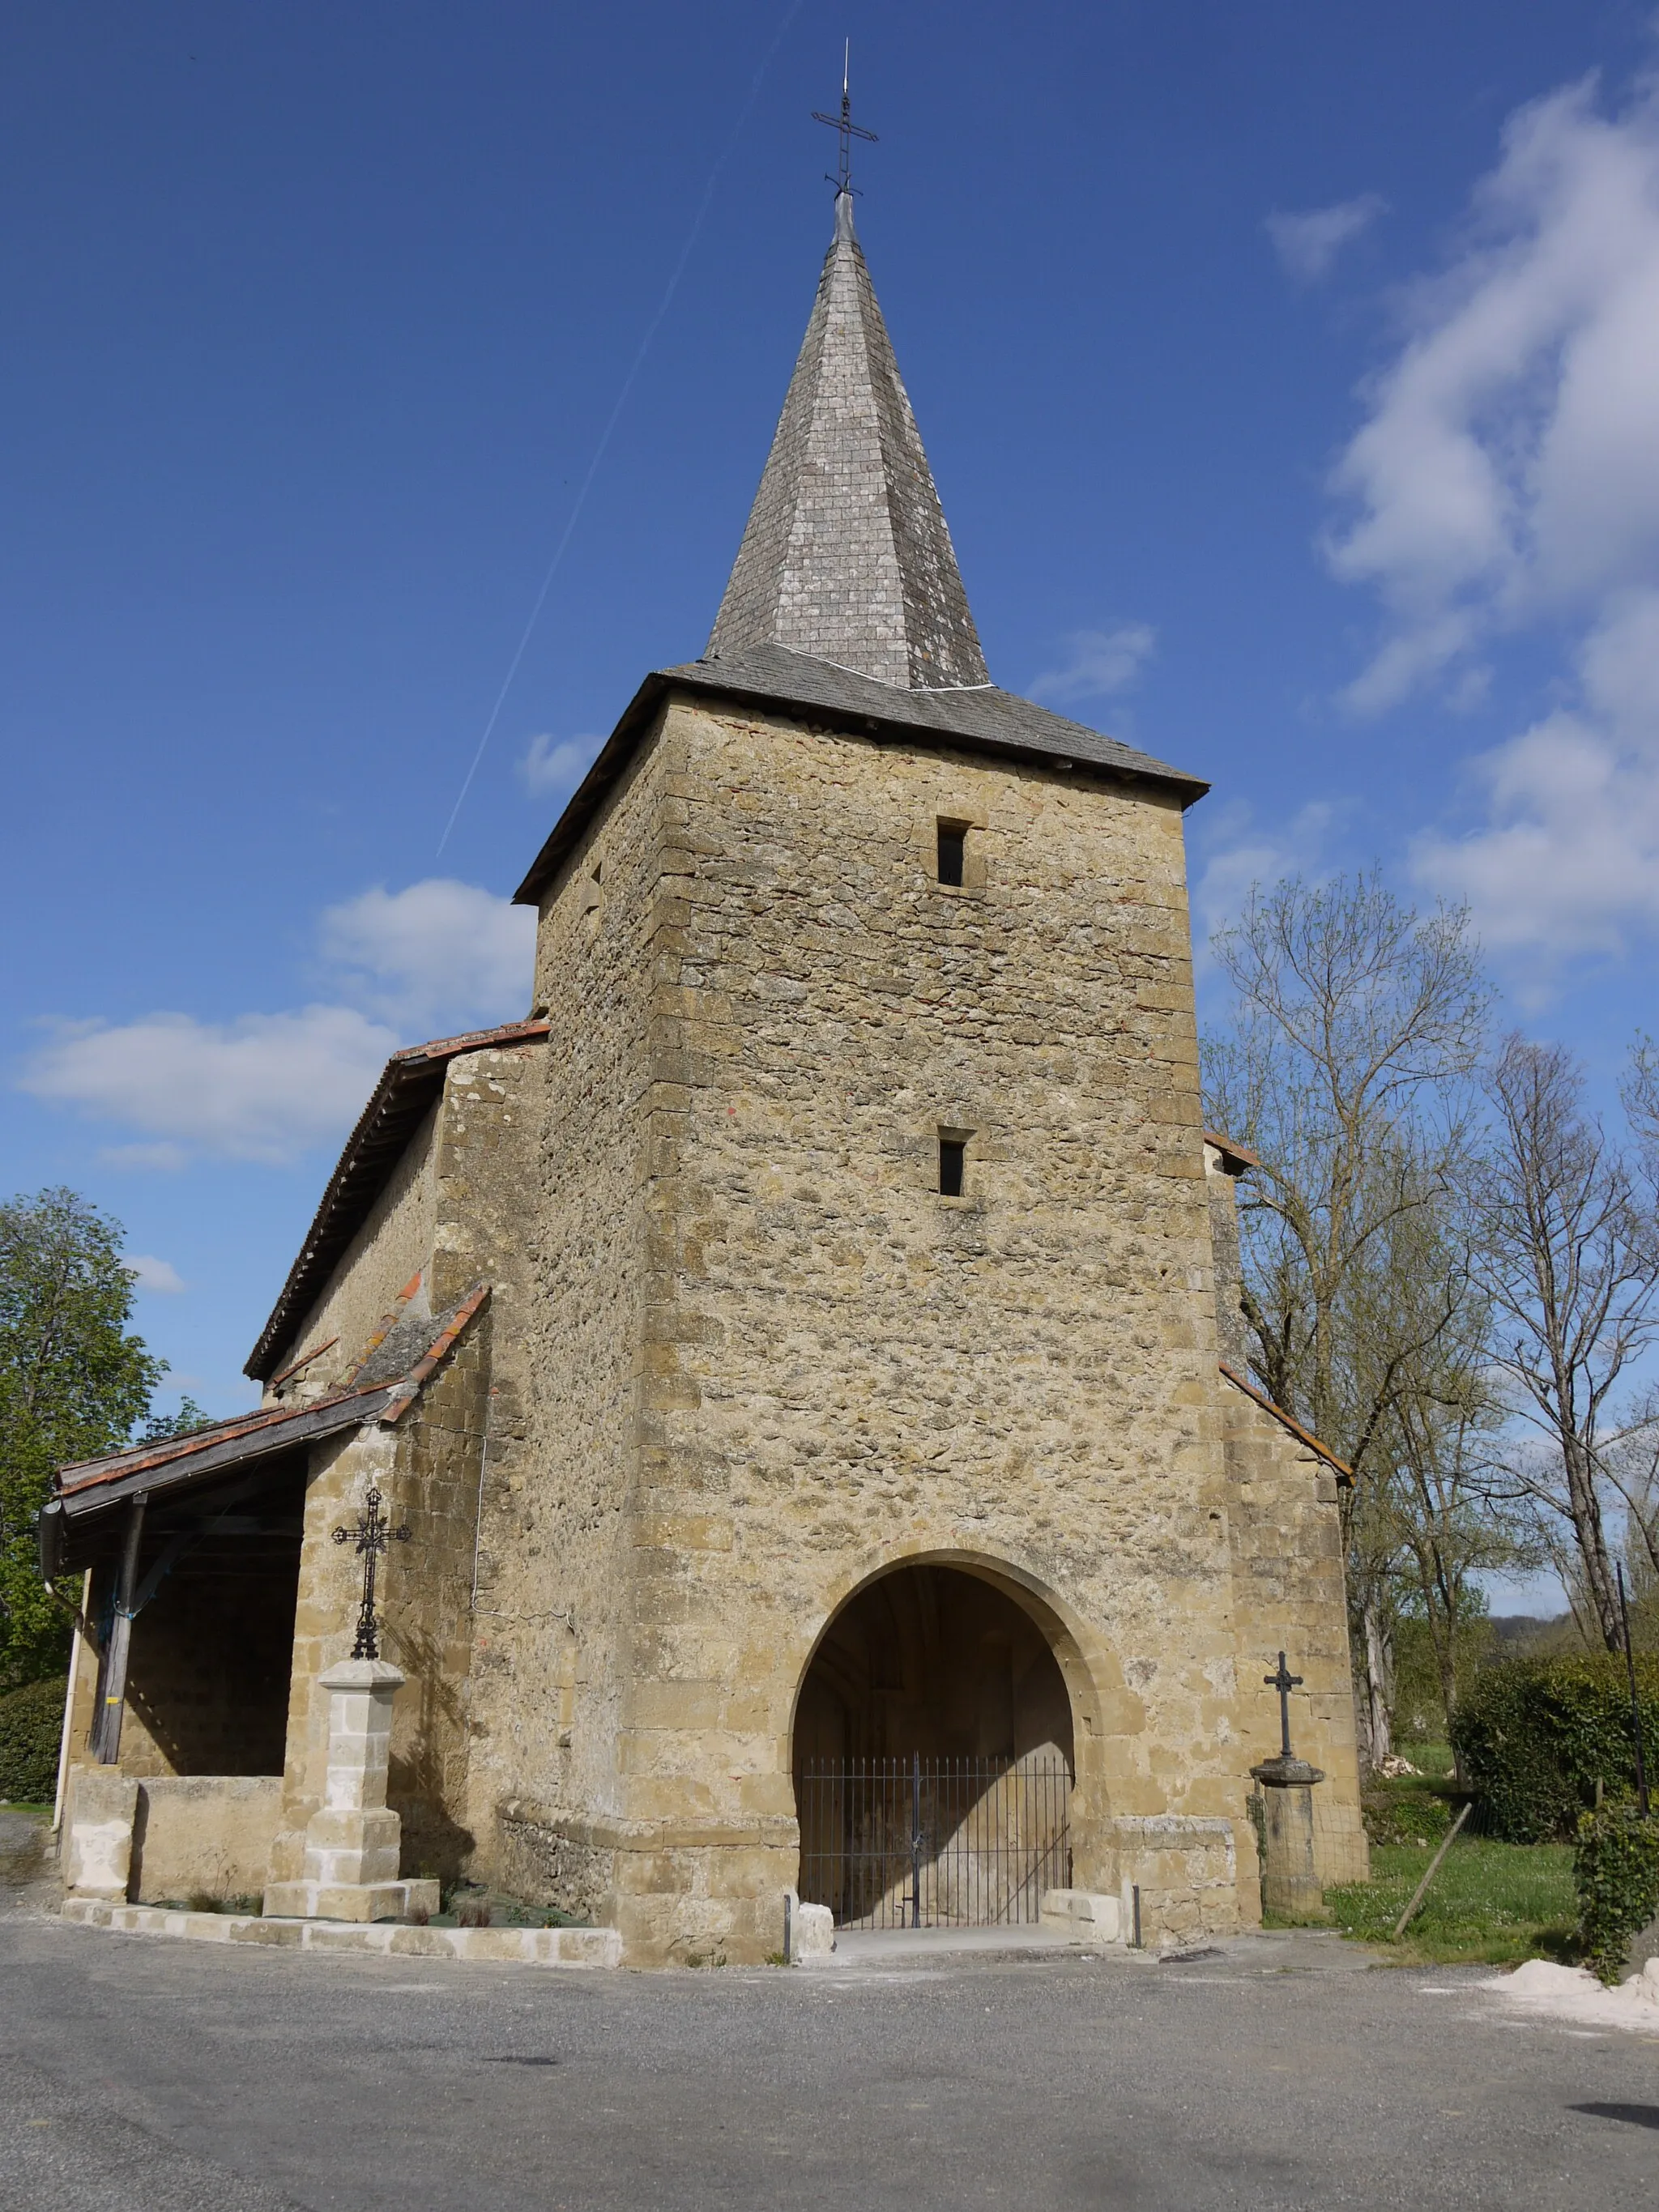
[45,189,1366,1963]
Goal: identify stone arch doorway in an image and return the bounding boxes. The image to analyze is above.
[792,1562,1075,1928]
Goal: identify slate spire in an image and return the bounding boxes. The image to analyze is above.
[708,193,990,691]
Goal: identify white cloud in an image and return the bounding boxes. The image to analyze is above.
[319,879,535,1033]
[126,1254,186,1294]
[1413,587,1659,966]
[101,1142,190,1172]
[1029,623,1156,705]
[1324,68,1659,963]
[1267,194,1387,283]
[23,1007,398,1166]
[520,732,598,795]
[1190,799,1337,960]
[19,872,539,1167]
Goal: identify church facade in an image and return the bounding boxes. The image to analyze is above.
[46,193,1366,1963]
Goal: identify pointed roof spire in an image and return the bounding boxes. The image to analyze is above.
[707,194,990,691]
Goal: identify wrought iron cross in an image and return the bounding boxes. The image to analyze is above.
[812,40,877,201]
[332,1487,411,1660]
[1265,1651,1303,1761]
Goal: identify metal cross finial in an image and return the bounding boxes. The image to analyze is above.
[812,40,877,202]
[1265,1650,1303,1762]
[332,1486,411,1660]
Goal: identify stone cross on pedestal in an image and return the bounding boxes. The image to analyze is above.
[1266,1651,1302,1761]
[264,1659,438,1923]
[264,1497,431,1922]
[1250,1650,1326,1921]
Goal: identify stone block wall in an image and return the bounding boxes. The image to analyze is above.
[270,1102,443,1403]
[1220,1376,1369,1889]
[270,1038,544,1890]
[460,722,680,1922]
[382,1311,493,1881]
[220,686,1367,1960]
[129,1776,283,1903]
[505,694,1277,1960]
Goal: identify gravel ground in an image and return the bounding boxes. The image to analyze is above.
[2,1871,1657,2210]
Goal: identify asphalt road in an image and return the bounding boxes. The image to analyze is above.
[2,1899,1657,2211]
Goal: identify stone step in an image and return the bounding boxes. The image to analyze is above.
[61,1895,621,1968]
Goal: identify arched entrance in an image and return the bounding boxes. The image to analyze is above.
[793,1563,1074,1929]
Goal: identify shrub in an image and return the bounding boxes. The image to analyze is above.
[1574,1806,1659,1984]
[1451,1655,1659,1843]
[0,1674,66,1803]
[1363,1791,1453,1847]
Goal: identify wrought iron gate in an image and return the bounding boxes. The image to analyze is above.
[797,1754,1073,1929]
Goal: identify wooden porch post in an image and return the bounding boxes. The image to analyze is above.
[94,1492,148,1765]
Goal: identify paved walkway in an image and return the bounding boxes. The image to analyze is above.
[821,1923,1378,1971]
[3,1864,1657,2210]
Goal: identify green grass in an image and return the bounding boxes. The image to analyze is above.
[1392,1741,1456,1780]
[1326,1839,1577,1967]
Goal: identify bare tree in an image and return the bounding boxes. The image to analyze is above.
[1623,1034,1659,1183]
[1204,872,1491,1762]
[1361,1193,1531,1769]
[1595,1403,1659,1598]
[1476,1037,1659,1652]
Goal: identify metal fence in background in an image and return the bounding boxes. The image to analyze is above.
[797,1753,1073,1929]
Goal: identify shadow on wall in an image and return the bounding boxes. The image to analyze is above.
[795,1562,1075,1765]
[793,1564,1076,1928]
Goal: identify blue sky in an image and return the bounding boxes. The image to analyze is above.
[4,0,1658,1559]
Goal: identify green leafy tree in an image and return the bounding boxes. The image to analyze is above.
[138,1396,215,1443]
[0,1188,164,1690]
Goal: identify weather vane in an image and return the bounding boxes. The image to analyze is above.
[812,40,877,200]
[332,1486,411,1660]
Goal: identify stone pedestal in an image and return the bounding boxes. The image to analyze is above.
[264,1660,437,1924]
[1251,1755,1325,1921]
[64,1769,138,1901]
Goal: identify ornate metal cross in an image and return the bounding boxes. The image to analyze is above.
[812,41,877,201]
[1265,1651,1303,1762]
[332,1487,411,1660]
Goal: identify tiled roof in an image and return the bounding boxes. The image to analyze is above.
[1203,1129,1261,1174]
[513,199,1206,910]
[709,193,988,691]
[514,642,1207,905]
[41,1285,491,1573]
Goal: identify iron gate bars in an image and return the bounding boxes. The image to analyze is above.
[797,1753,1073,1929]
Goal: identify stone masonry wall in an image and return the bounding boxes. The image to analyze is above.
[270,1042,543,1891]
[379,1314,493,1882]
[561,695,1259,1959]
[269,1101,442,1402]
[461,725,676,1920]
[239,688,1363,1953]
[1221,1379,1369,1890]
[420,1042,547,1878]
[1203,1144,1252,1375]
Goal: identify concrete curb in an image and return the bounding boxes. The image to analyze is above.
[62,1895,621,1967]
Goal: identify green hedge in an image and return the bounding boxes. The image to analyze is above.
[1452,1655,1659,1843]
[1575,1805,1659,1984]
[0,1674,67,1804]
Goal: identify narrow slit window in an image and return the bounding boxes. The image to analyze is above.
[938,1135,966,1197]
[936,821,966,887]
